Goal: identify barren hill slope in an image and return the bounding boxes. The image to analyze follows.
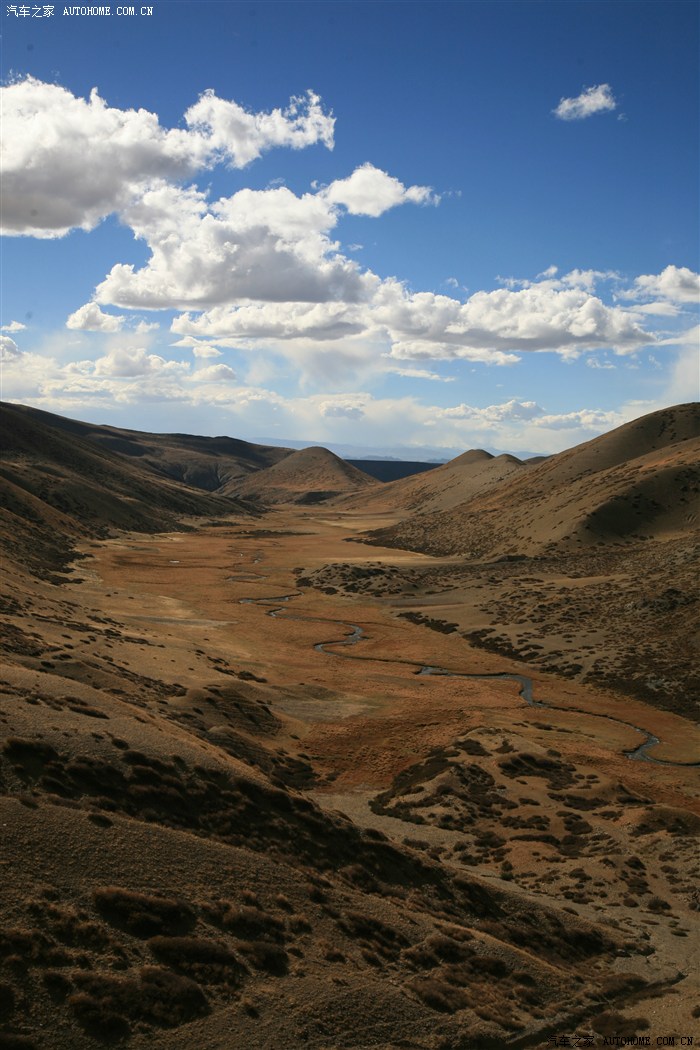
[366,403,700,558]
[3,402,292,492]
[0,402,246,579]
[341,447,528,515]
[228,446,379,505]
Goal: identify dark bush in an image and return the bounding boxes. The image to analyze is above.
[236,940,288,976]
[147,936,246,986]
[0,981,16,1019]
[93,887,195,938]
[407,976,471,1013]
[69,966,209,1037]
[212,904,285,942]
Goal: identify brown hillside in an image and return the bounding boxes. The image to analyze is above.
[366,403,700,558]
[356,447,527,515]
[0,402,247,579]
[229,446,379,505]
[4,402,292,492]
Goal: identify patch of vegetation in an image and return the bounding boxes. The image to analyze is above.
[92,887,195,938]
[147,936,247,987]
[68,966,209,1038]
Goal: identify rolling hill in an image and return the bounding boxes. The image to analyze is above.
[341,448,529,516]
[365,403,700,558]
[228,446,379,505]
[0,402,251,580]
[1,403,293,491]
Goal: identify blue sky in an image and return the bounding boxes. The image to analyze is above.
[1,0,698,456]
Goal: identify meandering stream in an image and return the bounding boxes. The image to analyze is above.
[238,589,698,768]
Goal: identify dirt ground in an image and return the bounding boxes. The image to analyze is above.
[2,504,698,1047]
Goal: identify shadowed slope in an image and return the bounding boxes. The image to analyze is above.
[0,402,247,578]
[2,402,292,491]
[366,404,700,558]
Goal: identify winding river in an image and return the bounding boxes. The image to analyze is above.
[238,589,698,769]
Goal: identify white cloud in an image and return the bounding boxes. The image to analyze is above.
[168,268,657,381]
[379,280,651,361]
[553,84,617,121]
[66,302,125,331]
[319,398,366,419]
[660,336,700,404]
[586,357,616,370]
[0,334,22,360]
[93,346,190,378]
[632,301,681,317]
[623,265,700,304]
[531,407,625,431]
[193,345,224,359]
[94,181,371,309]
[185,88,334,167]
[192,363,237,382]
[322,163,438,217]
[386,366,455,382]
[439,399,544,423]
[1,78,334,238]
[172,300,368,343]
[1,320,26,332]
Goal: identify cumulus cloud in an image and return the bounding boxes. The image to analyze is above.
[172,300,368,343]
[192,363,237,382]
[184,88,334,167]
[66,302,125,332]
[1,320,26,332]
[0,334,22,360]
[378,279,651,361]
[92,346,189,378]
[322,163,438,216]
[91,163,436,312]
[193,345,224,359]
[319,398,366,419]
[94,182,371,309]
[439,399,544,423]
[553,84,617,121]
[622,265,700,304]
[168,267,656,377]
[1,78,334,237]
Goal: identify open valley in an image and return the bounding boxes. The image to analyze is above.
[1,402,698,1049]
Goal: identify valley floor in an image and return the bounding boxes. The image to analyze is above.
[1,506,698,1048]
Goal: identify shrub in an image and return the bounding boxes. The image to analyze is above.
[0,981,16,1019]
[92,887,195,938]
[236,941,288,976]
[206,902,286,941]
[406,976,470,1013]
[68,966,209,1037]
[147,936,246,986]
